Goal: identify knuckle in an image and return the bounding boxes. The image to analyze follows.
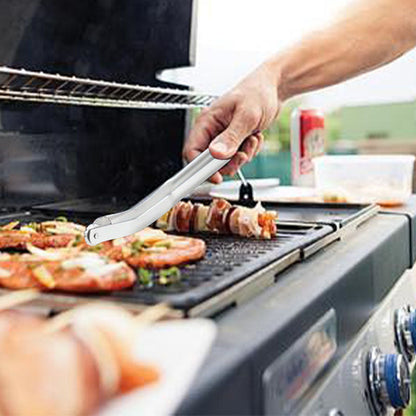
[243,108,261,126]
[229,90,244,103]
[182,146,192,160]
[224,129,241,147]
[199,108,210,118]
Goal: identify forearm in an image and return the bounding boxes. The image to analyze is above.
[268,0,416,101]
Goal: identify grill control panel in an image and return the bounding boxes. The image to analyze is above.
[296,269,416,416]
[366,347,411,414]
[394,305,416,361]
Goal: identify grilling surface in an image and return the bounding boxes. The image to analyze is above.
[0,211,332,310]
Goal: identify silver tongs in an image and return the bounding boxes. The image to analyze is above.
[84,149,230,245]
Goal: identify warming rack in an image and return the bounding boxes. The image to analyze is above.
[0,66,216,110]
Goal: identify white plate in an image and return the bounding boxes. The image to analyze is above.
[98,319,216,416]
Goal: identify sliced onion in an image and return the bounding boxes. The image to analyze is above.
[0,268,11,278]
[0,253,11,261]
[33,265,56,288]
[1,221,20,230]
[61,253,106,270]
[133,228,168,244]
[62,254,125,277]
[112,237,127,246]
[26,244,68,261]
[19,226,37,233]
[142,246,168,253]
[170,240,190,248]
[42,221,86,235]
[88,263,125,277]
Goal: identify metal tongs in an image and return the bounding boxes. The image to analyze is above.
[84,149,230,245]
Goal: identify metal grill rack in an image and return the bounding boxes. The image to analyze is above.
[0,66,216,110]
[0,210,334,317]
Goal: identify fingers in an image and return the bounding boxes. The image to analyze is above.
[208,172,223,184]
[255,132,264,156]
[183,108,226,163]
[209,106,260,159]
[240,135,258,162]
[220,151,249,177]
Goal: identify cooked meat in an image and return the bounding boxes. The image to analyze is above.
[157,198,278,239]
[0,220,85,250]
[94,229,206,269]
[0,252,136,292]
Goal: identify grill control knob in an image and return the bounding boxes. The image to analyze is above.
[394,306,416,362]
[366,347,411,415]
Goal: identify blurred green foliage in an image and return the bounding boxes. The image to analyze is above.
[405,370,416,416]
[189,101,342,154]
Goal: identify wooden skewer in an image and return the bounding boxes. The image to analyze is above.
[133,303,172,328]
[44,302,172,335]
[0,289,40,311]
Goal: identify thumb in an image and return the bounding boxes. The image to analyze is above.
[209,109,257,159]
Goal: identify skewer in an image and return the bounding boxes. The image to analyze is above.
[133,303,171,328]
[43,302,172,334]
[0,289,40,311]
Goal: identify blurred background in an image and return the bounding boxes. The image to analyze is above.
[161,0,416,188]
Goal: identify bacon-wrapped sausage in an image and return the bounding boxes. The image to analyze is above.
[157,199,277,239]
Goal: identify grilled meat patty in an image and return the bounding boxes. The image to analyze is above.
[0,252,136,292]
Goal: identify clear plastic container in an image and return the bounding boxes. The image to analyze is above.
[313,155,415,206]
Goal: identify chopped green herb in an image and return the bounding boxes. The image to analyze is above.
[158,267,181,285]
[72,235,83,247]
[137,268,153,286]
[154,240,172,249]
[131,240,145,253]
[87,244,103,252]
[26,222,39,231]
[115,273,129,281]
[55,216,68,222]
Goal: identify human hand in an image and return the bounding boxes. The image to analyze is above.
[182,62,282,183]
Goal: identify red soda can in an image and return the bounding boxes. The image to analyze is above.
[290,108,325,186]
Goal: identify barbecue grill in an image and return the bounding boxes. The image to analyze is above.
[1,2,416,415]
[0,201,377,317]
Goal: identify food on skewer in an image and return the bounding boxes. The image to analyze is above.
[0,219,85,250]
[0,249,136,292]
[157,198,278,239]
[0,298,165,416]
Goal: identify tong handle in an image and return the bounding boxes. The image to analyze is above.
[85,149,230,245]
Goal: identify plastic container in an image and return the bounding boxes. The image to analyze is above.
[313,155,415,206]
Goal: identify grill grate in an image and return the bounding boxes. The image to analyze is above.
[133,232,300,294]
[0,211,333,314]
[0,66,216,110]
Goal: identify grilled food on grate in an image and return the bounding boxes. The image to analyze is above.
[0,220,207,292]
[0,302,163,416]
[0,250,136,292]
[85,228,207,269]
[157,198,277,239]
[0,219,85,250]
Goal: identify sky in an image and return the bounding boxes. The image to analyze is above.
[160,0,416,111]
